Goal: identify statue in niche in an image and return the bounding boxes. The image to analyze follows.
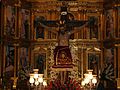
[36,54,46,74]
[88,54,98,74]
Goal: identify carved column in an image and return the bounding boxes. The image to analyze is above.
[28,47,32,65]
[100,11,104,40]
[69,42,79,79]
[3,45,6,76]
[49,42,58,79]
[117,46,120,89]
[0,1,3,78]
[17,6,21,38]
[83,10,87,39]
[13,45,17,78]
[80,44,85,78]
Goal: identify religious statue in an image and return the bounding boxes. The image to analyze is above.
[36,3,94,68]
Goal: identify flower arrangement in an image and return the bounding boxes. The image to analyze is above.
[47,78,82,90]
[18,64,33,81]
[17,64,33,89]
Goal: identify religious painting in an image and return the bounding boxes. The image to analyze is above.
[34,16,45,39]
[5,46,14,77]
[19,47,28,68]
[106,9,115,39]
[53,46,73,68]
[5,6,16,37]
[20,9,30,39]
[2,46,14,88]
[34,53,46,74]
[88,16,99,39]
[118,7,120,38]
[88,53,100,75]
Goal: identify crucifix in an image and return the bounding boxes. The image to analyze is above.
[11,77,18,89]
[36,2,95,84]
[37,3,94,68]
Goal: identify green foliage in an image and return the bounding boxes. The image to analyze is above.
[18,64,33,81]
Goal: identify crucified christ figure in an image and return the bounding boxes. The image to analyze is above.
[38,5,94,68]
[40,20,88,68]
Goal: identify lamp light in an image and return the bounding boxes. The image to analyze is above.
[84,78,90,84]
[92,78,97,84]
[43,80,47,86]
[81,69,97,89]
[29,69,47,90]
[81,80,85,86]
[34,73,39,79]
[29,74,34,84]
[38,77,43,83]
[29,77,34,84]
[35,81,39,86]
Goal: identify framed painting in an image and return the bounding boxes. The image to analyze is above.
[34,16,45,39]
[5,5,16,37]
[88,16,99,39]
[19,47,28,68]
[20,9,30,39]
[5,46,15,77]
[105,9,115,39]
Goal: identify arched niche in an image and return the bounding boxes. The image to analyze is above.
[32,46,47,76]
[86,47,101,75]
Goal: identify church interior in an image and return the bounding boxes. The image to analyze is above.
[0,0,120,90]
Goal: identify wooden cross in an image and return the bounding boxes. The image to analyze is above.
[34,4,95,33]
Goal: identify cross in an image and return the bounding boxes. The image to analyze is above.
[36,4,95,39]
[11,77,18,89]
[35,3,95,68]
